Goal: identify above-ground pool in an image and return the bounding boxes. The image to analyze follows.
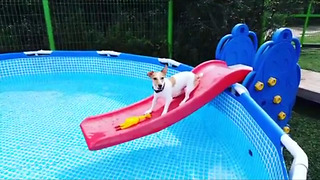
[0,51,307,179]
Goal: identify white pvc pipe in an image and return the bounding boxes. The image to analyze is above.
[24,50,52,56]
[281,134,308,180]
[229,64,253,71]
[231,83,249,95]
[158,58,181,67]
[97,50,121,57]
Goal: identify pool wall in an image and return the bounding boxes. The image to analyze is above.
[0,50,291,179]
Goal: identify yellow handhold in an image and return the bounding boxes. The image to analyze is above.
[278,111,286,120]
[117,113,152,130]
[268,77,277,86]
[273,95,282,104]
[255,81,264,91]
[283,126,290,134]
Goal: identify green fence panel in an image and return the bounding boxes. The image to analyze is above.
[0,0,49,53]
[292,0,320,46]
[49,0,168,57]
[0,0,168,57]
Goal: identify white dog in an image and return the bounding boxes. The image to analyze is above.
[145,64,203,116]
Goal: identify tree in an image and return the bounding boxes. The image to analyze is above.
[172,0,309,66]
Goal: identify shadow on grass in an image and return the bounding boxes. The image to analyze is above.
[285,97,320,180]
[294,97,320,119]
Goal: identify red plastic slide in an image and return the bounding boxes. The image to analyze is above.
[80,60,251,150]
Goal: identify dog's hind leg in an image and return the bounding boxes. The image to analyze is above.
[179,85,195,106]
[194,73,202,87]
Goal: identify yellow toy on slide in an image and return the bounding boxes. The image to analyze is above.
[115,113,152,130]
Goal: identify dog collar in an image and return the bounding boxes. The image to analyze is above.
[152,83,165,93]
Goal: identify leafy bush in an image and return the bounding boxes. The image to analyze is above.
[172,0,263,65]
[172,0,310,65]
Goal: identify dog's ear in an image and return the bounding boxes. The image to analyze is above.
[147,71,154,77]
[161,64,168,75]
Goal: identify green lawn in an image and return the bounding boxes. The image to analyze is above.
[295,39,320,180]
[270,44,320,179]
[299,48,320,72]
[285,98,320,180]
[284,46,320,180]
[304,32,320,44]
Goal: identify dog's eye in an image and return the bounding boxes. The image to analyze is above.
[153,78,157,80]
[161,77,164,80]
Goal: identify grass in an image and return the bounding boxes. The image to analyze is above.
[295,34,320,180]
[304,32,320,44]
[284,98,320,180]
[299,48,320,72]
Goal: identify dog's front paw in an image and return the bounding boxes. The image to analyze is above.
[161,112,167,116]
[179,101,186,106]
[145,109,152,115]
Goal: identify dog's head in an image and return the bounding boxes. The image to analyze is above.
[147,65,168,91]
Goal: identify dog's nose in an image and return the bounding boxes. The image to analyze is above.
[158,84,162,89]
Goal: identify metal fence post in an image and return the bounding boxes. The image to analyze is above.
[168,0,173,58]
[300,1,313,46]
[42,0,56,50]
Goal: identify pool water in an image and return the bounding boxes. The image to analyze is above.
[0,73,267,179]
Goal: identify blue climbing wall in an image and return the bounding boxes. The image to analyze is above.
[215,23,258,66]
[242,28,301,128]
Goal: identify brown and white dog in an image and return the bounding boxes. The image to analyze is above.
[145,65,203,116]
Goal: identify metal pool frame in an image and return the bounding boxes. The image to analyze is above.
[0,50,308,180]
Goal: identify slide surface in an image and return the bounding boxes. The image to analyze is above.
[80,60,251,150]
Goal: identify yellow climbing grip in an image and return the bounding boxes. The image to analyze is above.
[268,77,277,86]
[255,81,264,91]
[283,126,290,134]
[273,95,282,104]
[278,111,286,120]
